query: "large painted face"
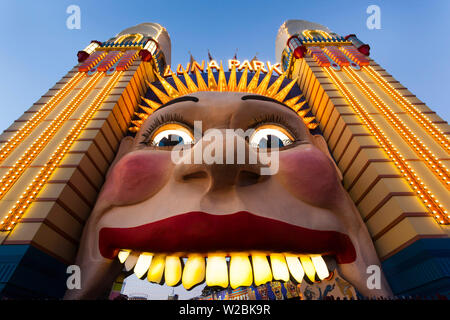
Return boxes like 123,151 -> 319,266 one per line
65,91 -> 391,299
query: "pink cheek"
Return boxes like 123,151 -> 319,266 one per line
278,146 -> 340,207
101,151 -> 172,206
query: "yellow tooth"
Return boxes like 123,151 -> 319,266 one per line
230,253 -> 253,289
117,249 -> 130,263
133,253 -> 153,279
182,254 -> 206,290
270,254 -> 289,281
165,256 -> 182,286
124,251 -> 140,272
147,254 -> 165,283
251,254 -> 272,286
206,254 -> 229,288
310,255 -> 329,280
300,255 -> 316,282
285,254 -> 305,283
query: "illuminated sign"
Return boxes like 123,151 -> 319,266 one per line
163,59 -> 282,77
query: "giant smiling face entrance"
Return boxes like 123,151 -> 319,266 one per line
0,20 -> 448,301
64,68 -> 392,299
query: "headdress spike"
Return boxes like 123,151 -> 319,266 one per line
255,69 -> 273,95
266,73 -> 286,97
183,71 -> 198,93
247,68 -> 261,93
195,68 -> 208,91
207,66 -> 217,91
154,73 -> 180,98
218,62 -> 227,92
228,65 -> 237,91
292,100 -> 307,112
172,73 -> 190,95
236,67 -> 248,92
273,77 -> 297,102
284,96 -> 301,108
141,96 -> 162,110
146,80 -> 172,104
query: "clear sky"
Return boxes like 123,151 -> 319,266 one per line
0,0 -> 449,133
0,0 -> 448,299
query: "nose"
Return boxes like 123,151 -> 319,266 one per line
173,129 -> 269,190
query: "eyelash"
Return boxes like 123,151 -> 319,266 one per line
140,113 -> 302,146
250,114 -> 301,139
140,113 -> 188,145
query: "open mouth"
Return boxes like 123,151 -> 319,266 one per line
99,211 -> 356,290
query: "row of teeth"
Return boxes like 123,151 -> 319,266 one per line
117,250 -> 332,290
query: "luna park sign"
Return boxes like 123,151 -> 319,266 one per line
163,59 -> 282,77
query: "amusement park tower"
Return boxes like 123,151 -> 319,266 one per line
0,20 -> 449,298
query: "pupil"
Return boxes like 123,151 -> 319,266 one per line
157,134 -> 183,147
259,135 -> 284,148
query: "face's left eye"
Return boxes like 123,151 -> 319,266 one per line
149,124 -> 194,147
250,125 -> 294,149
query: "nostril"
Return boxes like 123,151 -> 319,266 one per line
182,171 -> 208,181
237,170 -> 261,187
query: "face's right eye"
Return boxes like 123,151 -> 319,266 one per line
249,124 -> 295,149
148,124 -> 194,147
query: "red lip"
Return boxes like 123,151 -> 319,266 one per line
99,211 -> 356,264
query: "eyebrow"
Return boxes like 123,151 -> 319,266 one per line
241,95 -> 295,112
153,96 -> 199,111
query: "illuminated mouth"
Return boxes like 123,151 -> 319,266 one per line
99,211 -> 356,290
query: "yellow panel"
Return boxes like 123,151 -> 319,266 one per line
337,135 -> 380,173
357,178 -> 412,219
3,167 -> 42,202
0,231 -> 8,244
370,114 -> 419,160
374,217 -> 445,259
349,162 -> 401,201
31,121 -> 77,165
408,161 -> 450,211
366,196 -> 428,236
397,114 -> 448,159
343,148 -> 390,189
6,222 -> 41,241
33,223 -> 78,263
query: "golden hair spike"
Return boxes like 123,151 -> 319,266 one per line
218,63 -> 227,92
172,73 -> 190,96
136,113 -> 149,121
228,65 -> 237,91
145,81 -> 172,104
132,71 -> 319,134
138,105 -> 154,115
195,68 -> 208,91
255,69 -> 273,95
141,97 -> 162,110
131,120 -> 143,127
266,73 -> 286,97
236,67 -> 248,92
207,66 -> 217,91
284,96 -> 301,108
128,126 -> 139,133
307,122 -> 320,130
292,100 -> 307,112
183,71 -> 198,93
247,68 -> 261,93
155,73 -> 180,98
303,116 -> 315,124
273,77 -> 297,102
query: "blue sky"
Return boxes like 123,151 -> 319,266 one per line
0,0 -> 449,133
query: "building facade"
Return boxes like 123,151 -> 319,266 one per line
0,20 -> 448,299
